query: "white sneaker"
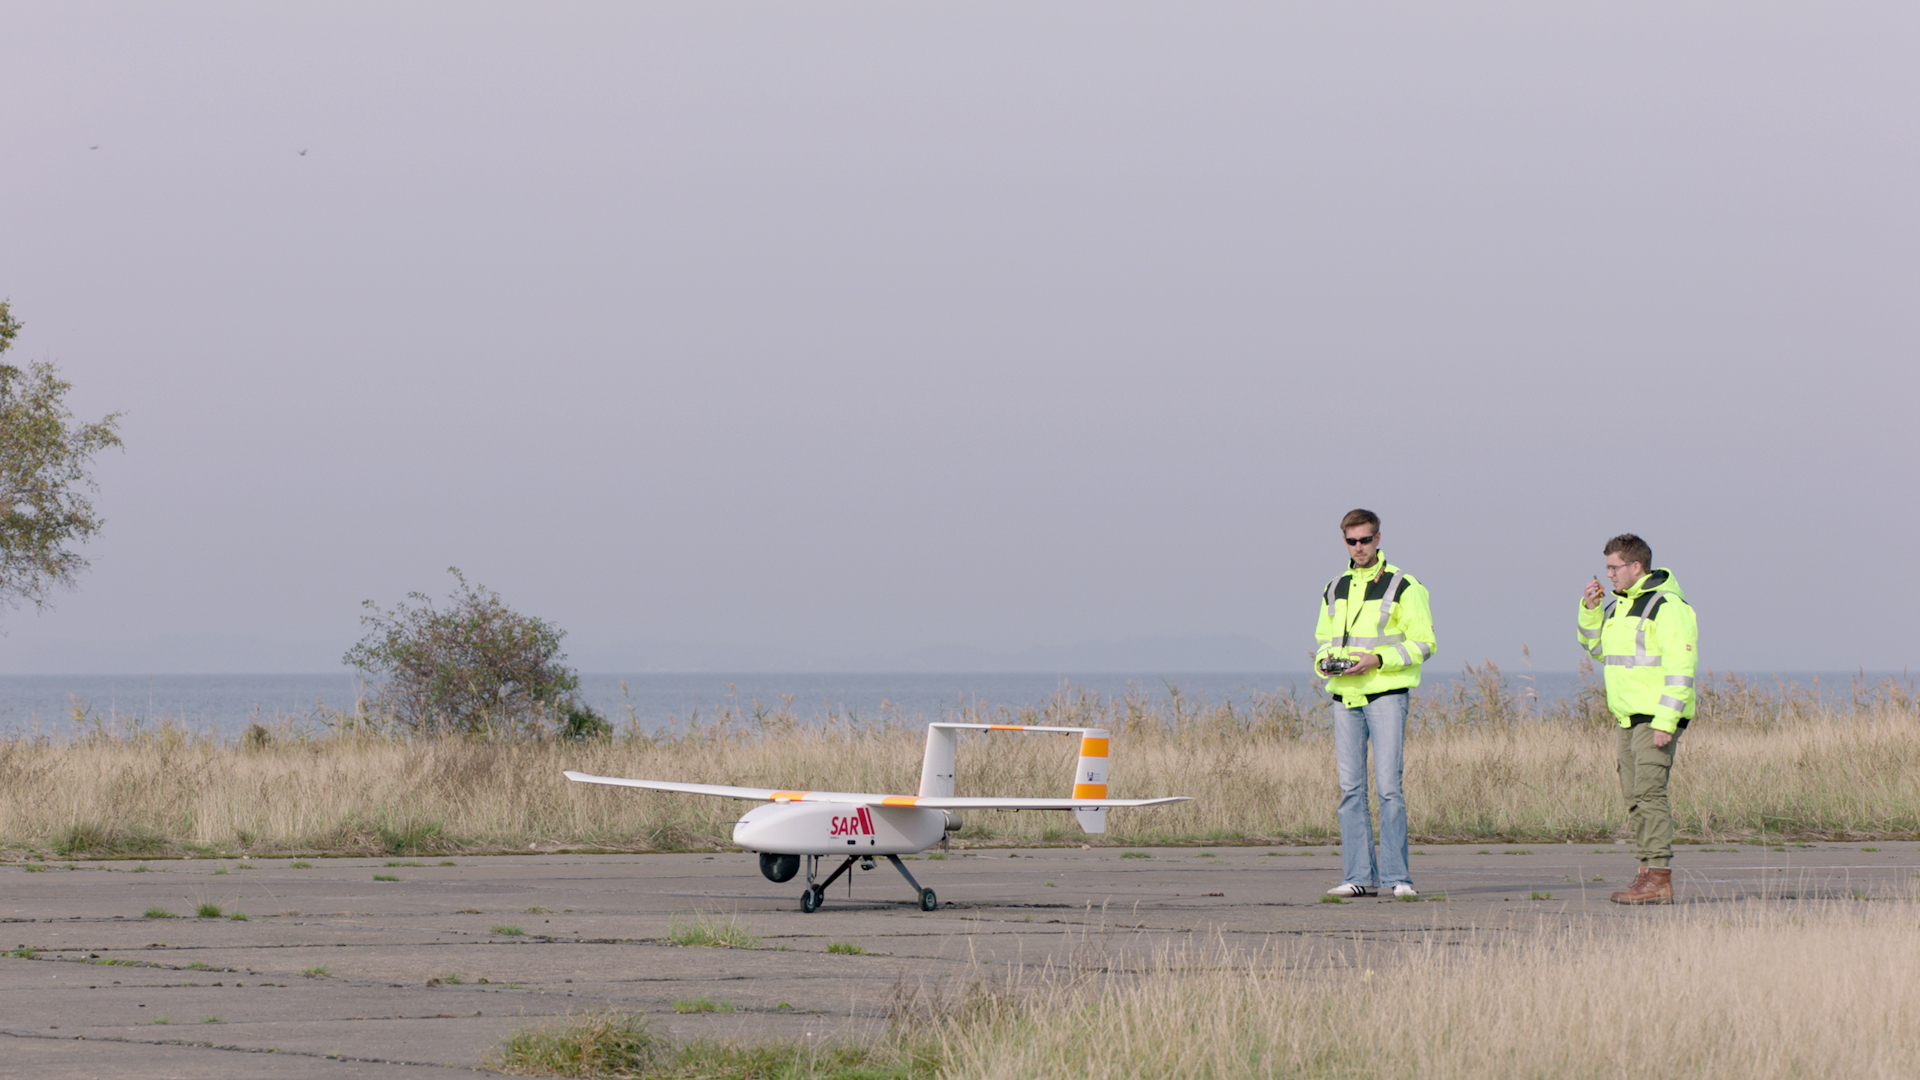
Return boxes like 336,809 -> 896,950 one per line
1392,884 -> 1419,898
1326,883 -> 1375,898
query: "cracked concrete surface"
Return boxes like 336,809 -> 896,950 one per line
5,841 -> 1915,1077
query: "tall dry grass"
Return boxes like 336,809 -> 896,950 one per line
2,667 -> 1915,856
927,899 -> 1920,1080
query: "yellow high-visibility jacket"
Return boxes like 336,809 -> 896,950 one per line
1576,568 -> 1698,733
1313,556 -> 1436,707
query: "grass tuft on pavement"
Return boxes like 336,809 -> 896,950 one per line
486,1009 -> 667,1077
668,910 -> 756,949
488,1009 -> 934,1079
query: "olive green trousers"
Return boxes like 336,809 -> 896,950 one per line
1616,723 -> 1682,867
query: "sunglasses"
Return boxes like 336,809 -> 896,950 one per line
1344,534 -> 1378,546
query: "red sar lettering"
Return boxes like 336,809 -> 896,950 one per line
829,808 -> 875,837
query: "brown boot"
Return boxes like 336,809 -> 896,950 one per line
1608,867 -> 1649,904
1611,868 -> 1674,905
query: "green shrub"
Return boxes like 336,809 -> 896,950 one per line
342,569 -> 587,737
561,700 -> 611,742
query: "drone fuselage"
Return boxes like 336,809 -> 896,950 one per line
734,801 -> 948,858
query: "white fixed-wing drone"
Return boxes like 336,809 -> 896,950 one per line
566,722 -> 1190,912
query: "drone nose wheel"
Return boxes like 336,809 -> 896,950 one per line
919,887 -> 938,911
800,886 -> 823,913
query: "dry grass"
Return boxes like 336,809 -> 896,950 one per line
479,898 -> 1920,1079
930,900 -> 1920,1080
1,667 -> 1915,856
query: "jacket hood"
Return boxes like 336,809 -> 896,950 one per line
1620,567 -> 1685,603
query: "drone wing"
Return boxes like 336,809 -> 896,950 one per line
563,771 -> 893,804
563,771 -> 1188,810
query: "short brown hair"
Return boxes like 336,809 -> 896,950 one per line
1603,533 -> 1652,569
1340,509 -> 1380,531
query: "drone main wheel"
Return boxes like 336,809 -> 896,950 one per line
919,887 -> 938,912
800,887 -> 822,914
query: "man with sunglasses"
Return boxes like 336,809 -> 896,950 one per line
1579,533 -> 1697,905
1314,508 -> 1435,899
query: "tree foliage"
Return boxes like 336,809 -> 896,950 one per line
344,568 -> 606,738
0,301 -> 125,614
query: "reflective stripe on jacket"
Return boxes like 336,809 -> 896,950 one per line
1575,567 -> 1698,733
1313,556 -> 1435,707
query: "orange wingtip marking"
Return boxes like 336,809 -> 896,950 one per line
988,724 -> 1026,730
769,791 -> 809,802
1072,784 -> 1108,799
1078,737 -> 1110,757
880,796 -> 920,806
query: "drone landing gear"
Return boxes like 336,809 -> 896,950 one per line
798,854 -> 939,913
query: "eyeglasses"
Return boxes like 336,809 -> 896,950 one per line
1345,534 -> 1378,546
1604,563 -> 1633,574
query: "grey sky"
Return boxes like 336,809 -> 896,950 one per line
3,3 -> 1914,675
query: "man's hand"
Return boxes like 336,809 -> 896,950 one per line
1653,729 -> 1673,748
1346,653 -> 1382,675
1583,577 -> 1605,609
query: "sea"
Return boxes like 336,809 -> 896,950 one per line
0,670 -> 1902,741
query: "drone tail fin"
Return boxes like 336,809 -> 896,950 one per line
918,724 -> 958,799
1071,728 -> 1111,834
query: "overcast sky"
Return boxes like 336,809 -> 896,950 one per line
2,3 -> 1914,675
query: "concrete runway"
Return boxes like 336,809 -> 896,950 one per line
5,841 -> 1916,1077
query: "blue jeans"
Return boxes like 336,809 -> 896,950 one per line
1333,691 -> 1411,890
